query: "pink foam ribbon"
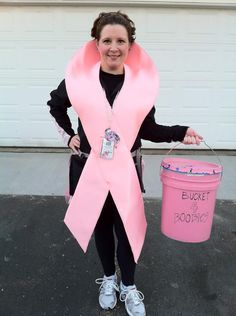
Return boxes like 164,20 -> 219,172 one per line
64,40 -> 159,262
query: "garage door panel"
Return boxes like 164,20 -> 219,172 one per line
157,86 -> 179,109
223,51 -> 236,72
218,88 -> 236,108
63,11 -> 95,33
17,10 -> 54,34
183,51 -> 217,72
24,13 -> 54,33
184,11 -> 218,36
217,124 -> 236,142
23,48 -> 56,70
147,11 -> 179,35
0,48 -> 17,70
0,10 -> 14,33
0,120 -> 21,139
27,108 -> 53,123
63,44 -> 85,62
216,111 -> 236,122
22,121 -> 58,140
182,87 -> 213,109
0,87 -> 20,105
223,12 -> 236,38
150,48 -> 177,73
26,86 -> 52,106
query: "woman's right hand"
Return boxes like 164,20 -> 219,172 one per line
69,135 -> 81,154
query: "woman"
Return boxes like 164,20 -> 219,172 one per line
48,11 -> 202,316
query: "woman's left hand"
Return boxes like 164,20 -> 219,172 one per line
182,127 -> 203,145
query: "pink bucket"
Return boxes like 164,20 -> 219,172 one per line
160,157 -> 222,242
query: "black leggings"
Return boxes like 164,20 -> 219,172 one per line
94,192 -> 136,286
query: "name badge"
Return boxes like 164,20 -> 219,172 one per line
100,138 -> 115,160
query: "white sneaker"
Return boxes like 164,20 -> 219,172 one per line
95,274 -> 119,310
120,281 -> 146,316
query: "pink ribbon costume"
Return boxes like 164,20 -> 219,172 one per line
64,40 -> 159,262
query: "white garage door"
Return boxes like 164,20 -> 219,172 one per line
0,5 -> 236,149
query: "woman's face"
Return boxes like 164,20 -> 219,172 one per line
96,24 -> 131,74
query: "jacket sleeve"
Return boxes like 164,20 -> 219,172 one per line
139,106 -> 188,143
47,79 -> 76,146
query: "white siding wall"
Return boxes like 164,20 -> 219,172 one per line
0,5 -> 235,149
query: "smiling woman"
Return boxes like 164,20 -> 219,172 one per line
91,12 -> 135,74
96,24 -> 131,74
47,10 -> 202,316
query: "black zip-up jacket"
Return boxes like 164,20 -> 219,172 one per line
47,70 -> 188,153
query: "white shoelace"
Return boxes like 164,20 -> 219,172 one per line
95,277 -> 119,295
120,288 -> 145,305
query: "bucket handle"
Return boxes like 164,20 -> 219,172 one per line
161,140 -> 223,179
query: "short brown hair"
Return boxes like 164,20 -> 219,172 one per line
91,11 -> 136,43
